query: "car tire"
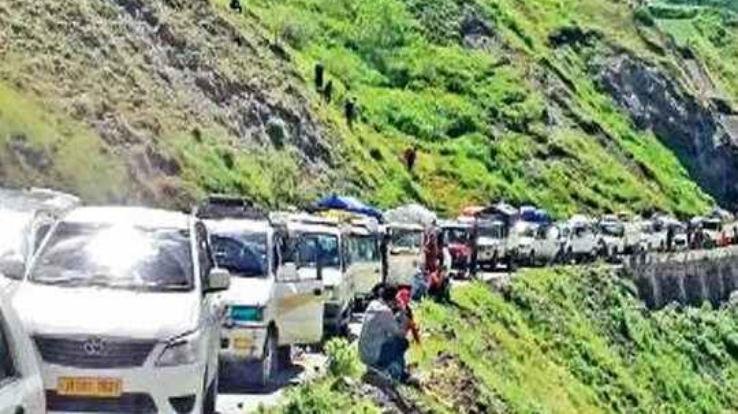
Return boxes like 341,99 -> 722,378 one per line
202,374 -> 216,414
277,345 -> 292,369
258,329 -> 278,388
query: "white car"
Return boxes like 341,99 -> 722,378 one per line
475,220 -> 515,269
529,224 -> 566,265
12,207 -> 230,413
286,215 -> 351,337
596,219 -> 626,260
511,222 -> 537,266
205,207 -> 324,387
638,220 -> 667,252
345,219 -> 382,306
385,223 -> 424,285
0,281 -> 44,414
564,217 -> 598,263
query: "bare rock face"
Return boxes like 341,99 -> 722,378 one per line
595,54 -> 738,207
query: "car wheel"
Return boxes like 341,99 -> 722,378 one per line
258,329 -> 278,388
277,345 -> 292,369
202,373 -> 216,414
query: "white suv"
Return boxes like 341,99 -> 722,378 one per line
12,207 -> 230,413
203,200 -> 324,388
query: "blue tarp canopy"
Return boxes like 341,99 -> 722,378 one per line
520,206 -> 552,224
314,194 -> 384,221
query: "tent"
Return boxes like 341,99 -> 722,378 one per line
314,194 -> 384,221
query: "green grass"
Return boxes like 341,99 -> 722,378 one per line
276,267 -> 738,412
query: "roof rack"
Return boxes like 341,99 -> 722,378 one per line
195,195 -> 268,220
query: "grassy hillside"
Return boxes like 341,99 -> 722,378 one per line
2,0 -> 736,216
276,267 -> 738,413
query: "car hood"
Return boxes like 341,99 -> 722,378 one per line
12,283 -> 200,340
220,276 -> 273,307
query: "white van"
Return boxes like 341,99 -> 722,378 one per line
385,223 -> 424,285
529,224 -> 566,265
475,219 -> 515,269
286,215 -> 351,337
203,201 -> 325,387
12,207 -> 230,413
345,219 -> 382,307
596,218 -> 626,260
564,217 -> 598,263
0,281 -> 44,414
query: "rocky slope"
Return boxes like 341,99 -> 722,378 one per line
0,0 -> 737,215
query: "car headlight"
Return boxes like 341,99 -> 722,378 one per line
156,330 -> 203,367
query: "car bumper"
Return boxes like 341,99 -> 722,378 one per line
42,361 -> 206,413
220,325 -> 268,361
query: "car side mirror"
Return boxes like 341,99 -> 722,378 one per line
205,267 -> 230,293
0,258 -> 25,281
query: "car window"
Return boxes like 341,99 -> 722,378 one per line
211,232 -> 268,278
390,229 -> 422,249
348,235 -> 379,263
296,233 -> 340,268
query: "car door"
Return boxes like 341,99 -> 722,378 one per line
274,233 -> 324,345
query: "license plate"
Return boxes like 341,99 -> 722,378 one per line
232,336 -> 253,350
57,377 -> 122,398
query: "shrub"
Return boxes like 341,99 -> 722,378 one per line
324,338 -> 360,377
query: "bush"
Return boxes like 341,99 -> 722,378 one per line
324,338 -> 360,377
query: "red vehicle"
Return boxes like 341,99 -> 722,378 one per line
440,220 -> 473,278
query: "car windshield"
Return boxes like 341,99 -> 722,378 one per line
478,224 -> 503,239
211,232 -> 267,277
703,221 -> 721,231
444,227 -> 469,244
391,229 -> 422,249
29,222 -> 194,292
348,235 -> 379,263
599,223 -> 624,237
297,233 -> 340,268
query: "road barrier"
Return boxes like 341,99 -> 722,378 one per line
624,246 -> 738,309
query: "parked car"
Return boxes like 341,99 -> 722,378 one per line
201,197 -> 325,387
475,219 -> 516,270
638,219 -> 668,252
511,222 -> 538,266
286,214 -> 350,337
666,220 -> 689,251
564,216 -> 598,263
596,217 -> 626,261
12,207 -> 230,413
440,220 -> 473,278
385,223 -> 424,285
701,217 -> 730,248
529,224 -> 566,266
0,281 -> 44,414
345,218 -> 383,308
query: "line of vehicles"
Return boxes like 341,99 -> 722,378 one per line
0,188 -> 737,413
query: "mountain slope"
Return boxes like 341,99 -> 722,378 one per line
0,0 -> 736,215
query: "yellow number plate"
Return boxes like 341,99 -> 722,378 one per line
232,336 -> 253,350
57,377 -> 122,398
